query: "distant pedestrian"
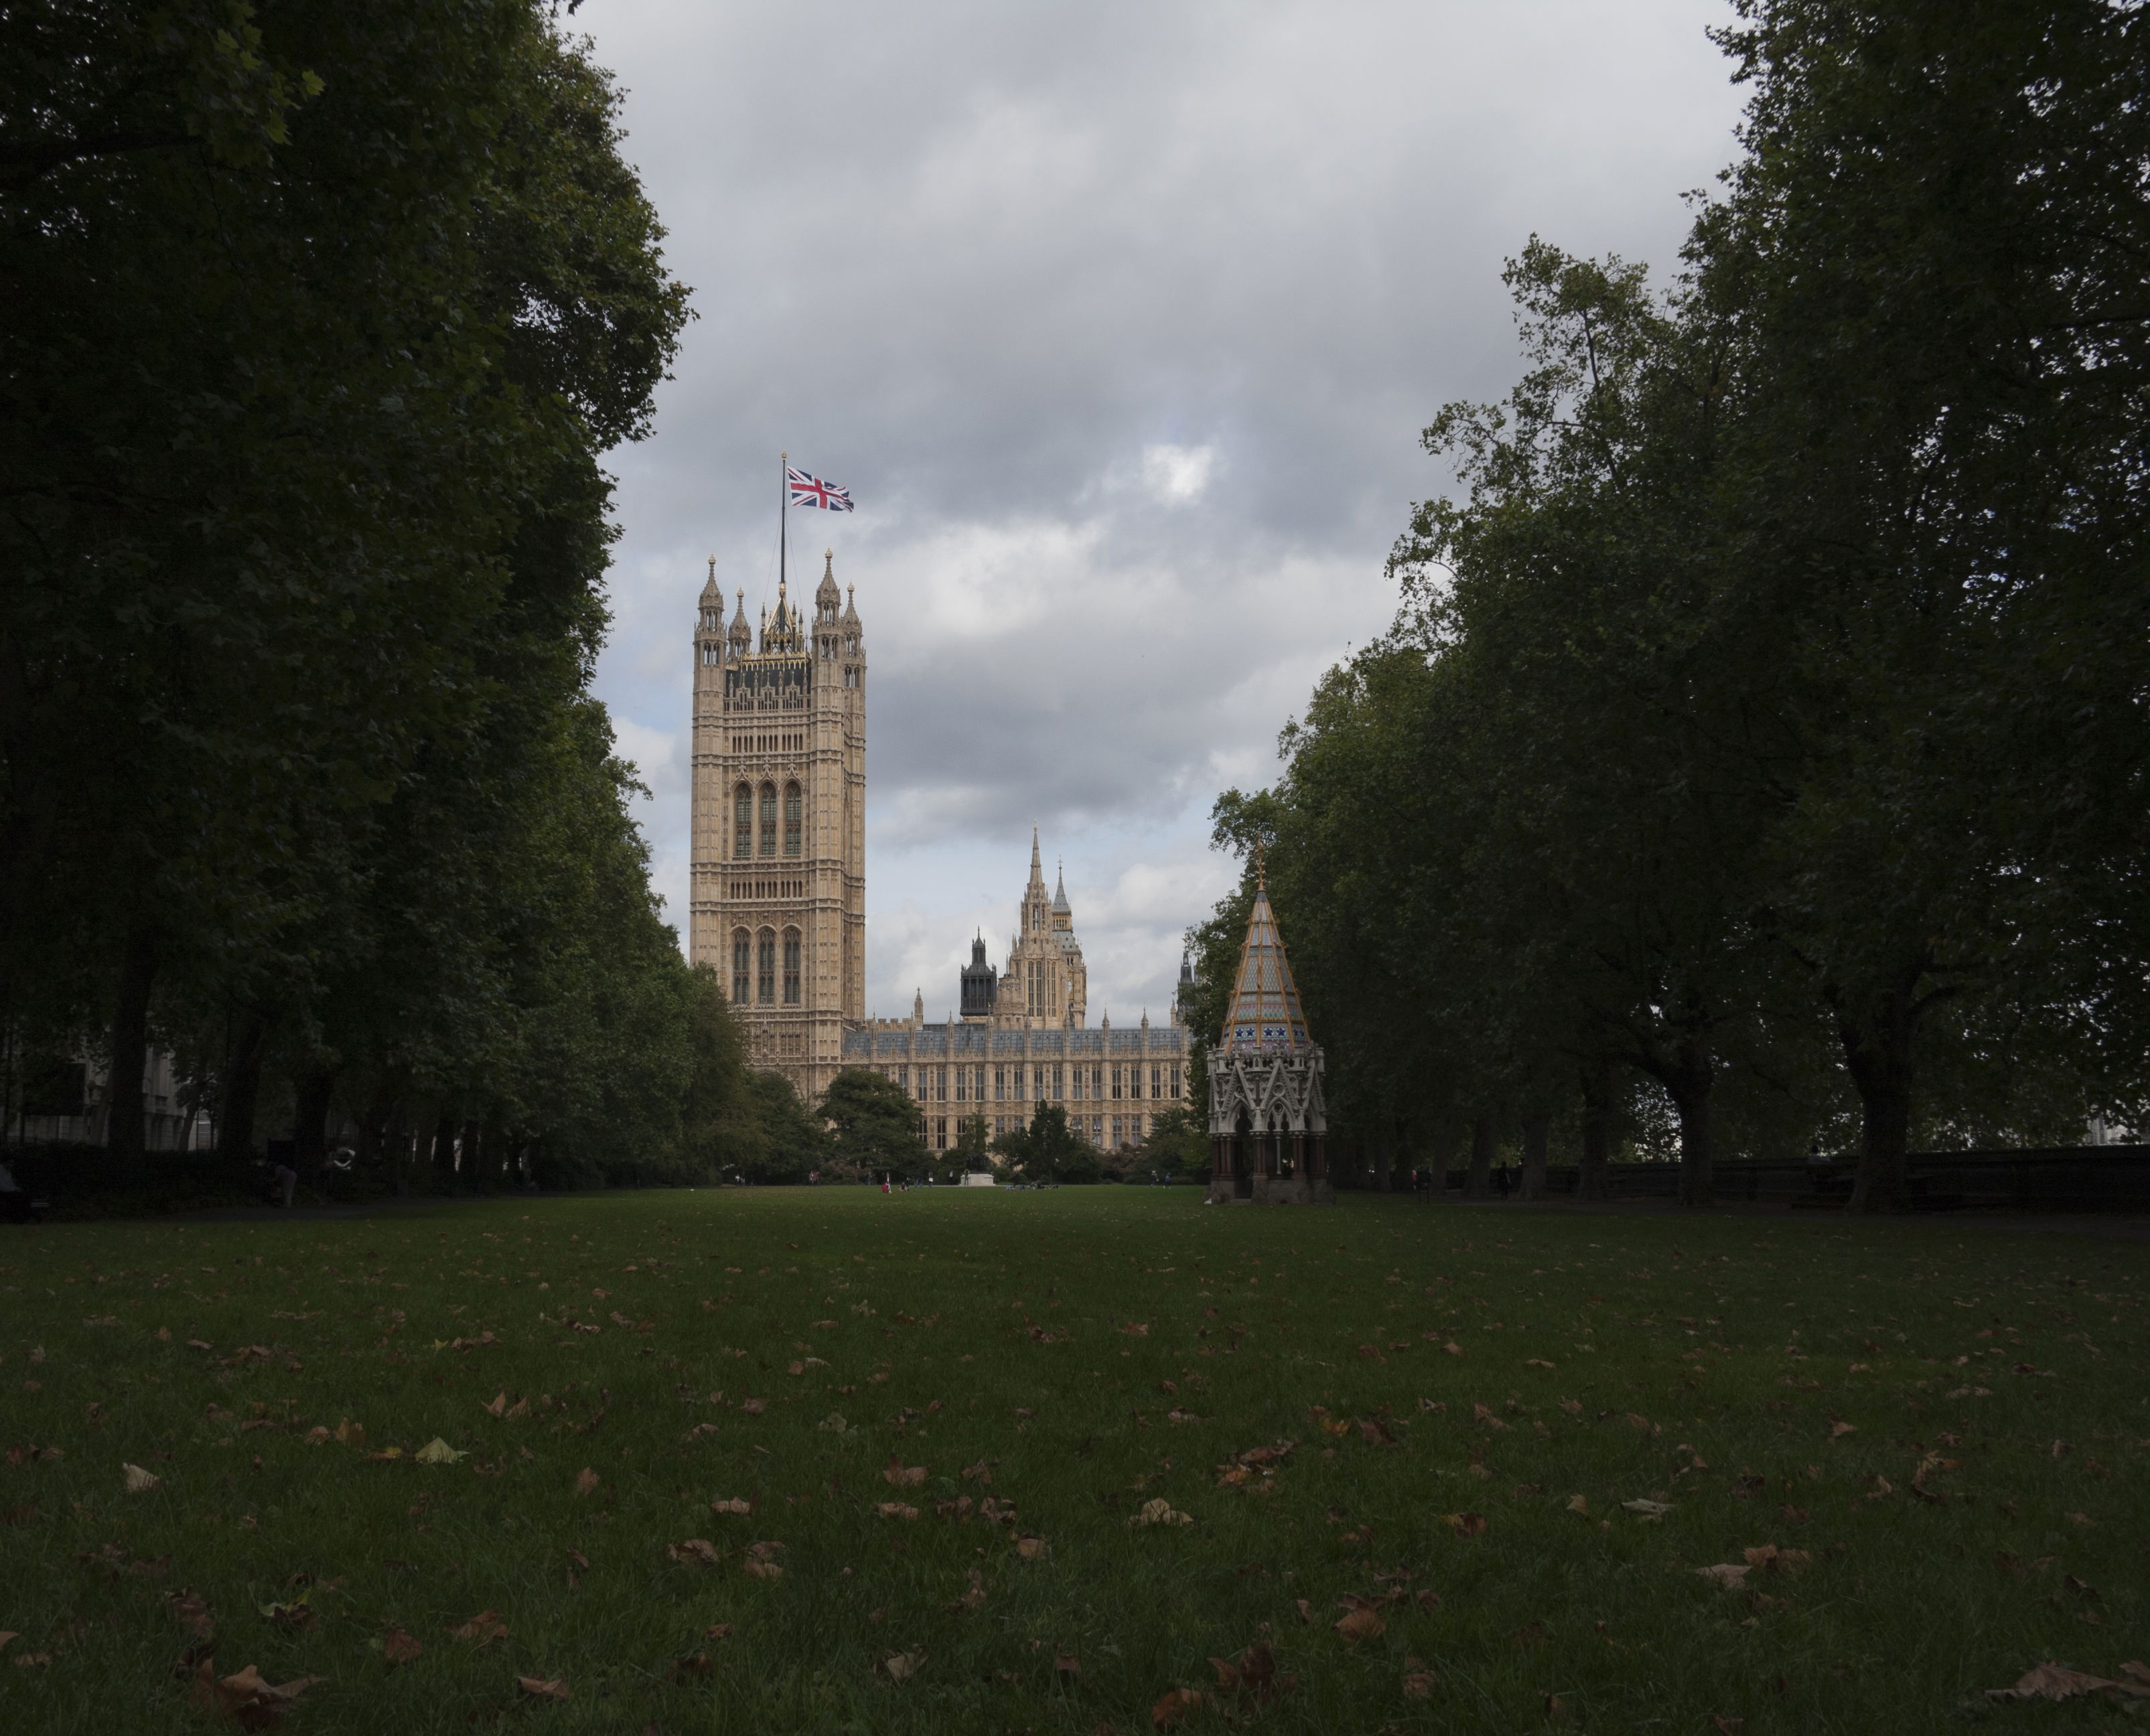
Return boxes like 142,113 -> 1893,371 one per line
274,1161 -> 298,1208
1495,1164 -> 1512,1201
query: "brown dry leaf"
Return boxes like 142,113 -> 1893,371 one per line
877,1502 -> 920,1521
380,1627 -> 422,1664
1985,1662 -> 2149,1703
449,1609 -> 509,1647
880,1650 -> 925,1684
1441,1512 -> 1488,1536
1565,1495 -> 1589,1516
188,1659 -> 324,1729
711,1497 -> 752,1515
0,1632 -> 15,1653
670,1653 -> 712,1682
1694,1565 -> 1751,1589
517,1676 -> 570,1702
123,1463 -> 161,1494
883,1454 -> 927,1488
1829,1421 -> 1856,1439
1014,1533 -> 1048,1561
1295,1598 -> 1313,1624
1131,1498 -> 1193,1528
1055,1652 -> 1081,1678
1122,1322 -> 1149,1337
668,1539 -> 721,1567
2123,1663 -> 2150,1686
705,1623 -> 734,1640
1152,1687 -> 1207,1728
1403,1668 -> 1437,1699
334,1420 -> 364,1445
484,1392 -> 506,1418
166,1591 -> 215,1640
1334,1598 -> 1386,1643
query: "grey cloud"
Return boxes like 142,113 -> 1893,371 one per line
579,0 -> 1746,1017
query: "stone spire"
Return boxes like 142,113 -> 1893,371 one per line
1218,860 -> 1311,1054
815,549 -> 841,620
727,587 -> 750,654
699,554 -> 721,603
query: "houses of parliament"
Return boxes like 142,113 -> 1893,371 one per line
687,555 -> 1189,1151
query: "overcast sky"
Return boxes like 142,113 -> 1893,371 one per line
577,0 -> 1747,1025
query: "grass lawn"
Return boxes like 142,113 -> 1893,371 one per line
0,1187 -> 2145,1734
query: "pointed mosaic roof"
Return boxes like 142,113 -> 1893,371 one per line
1220,870 -> 1311,1054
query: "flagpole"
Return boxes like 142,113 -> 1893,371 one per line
779,448 -> 788,593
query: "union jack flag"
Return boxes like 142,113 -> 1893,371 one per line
786,465 -> 855,512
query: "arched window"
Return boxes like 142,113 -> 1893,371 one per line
733,784 -> 751,859
731,930 -> 750,1003
782,928 -> 801,1005
756,928 -> 776,1005
758,783 -> 776,857
783,782 -> 802,856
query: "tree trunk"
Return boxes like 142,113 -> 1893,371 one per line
429,1108 -> 459,1183
1578,1064 -> 1613,1201
1373,1128 -> 1392,1195
1465,1116 -> 1495,1200
1662,1043 -> 1715,1208
293,1068 -> 334,1183
1837,980 -> 1920,1213
102,923 -> 159,1175
1520,1112 -> 1549,1201
386,1098 -> 412,1197
215,1011 -> 271,1162
1430,1119 -> 1458,1200
459,1118 -> 484,1187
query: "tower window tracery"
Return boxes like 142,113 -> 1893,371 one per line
783,782 -> 802,856
782,927 -> 801,1005
733,784 -> 752,859
756,927 -> 776,1005
758,783 -> 776,857
731,929 -> 750,1003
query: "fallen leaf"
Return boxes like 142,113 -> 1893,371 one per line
1334,1600 -> 1386,1643
449,1610 -> 509,1647
484,1393 -> 506,1417
516,1676 -> 569,1702
378,1628 -> 422,1664
1985,1664 -> 2142,1703
573,1467 -> 599,1497
668,1539 -> 721,1566
1014,1534 -> 1048,1560
883,1455 -> 927,1488
413,1438 -> 465,1465
1440,1512 -> 1488,1536
877,1502 -> 920,1520
1152,1687 -> 1207,1727
1295,1599 -> 1313,1624
711,1497 -> 752,1515
334,1420 -> 364,1445
1403,1668 -> 1437,1698
670,1652 -> 711,1682
1526,1358 -> 1556,1370
880,1650 -> 925,1684
1565,1495 -> 1589,1516
704,1623 -> 733,1640
1122,1323 -> 1149,1337
1055,1652 -> 1081,1678
123,1463 -> 160,1494
1829,1421 -> 1856,1439
1131,1498 -> 1193,1528
1622,1498 -> 1673,1518
1694,1565 -> 1751,1589
166,1591 -> 215,1640
188,1659 -> 324,1729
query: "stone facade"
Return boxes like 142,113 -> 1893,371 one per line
688,552 -> 866,1100
1207,873 -> 1332,1204
842,837 -> 1186,1150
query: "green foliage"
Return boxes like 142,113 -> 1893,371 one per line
1136,1104 -> 1208,1181
993,1102 -> 1096,1184
953,1112 -> 992,1172
1196,0 -> 2150,1211
822,1068 -> 928,1181
0,1 -> 764,1185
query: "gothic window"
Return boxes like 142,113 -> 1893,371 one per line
895,1066 -> 908,1094
783,782 -> 802,855
756,928 -> 776,1005
993,1066 -> 1004,1102
1052,1064 -> 1064,1100
731,930 -> 750,1003
954,1069 -> 967,1102
733,784 -> 752,859
782,928 -> 801,1005
1110,1066 -> 1122,1100
935,1067 -> 946,1102
1168,1067 -> 1180,1099
758,784 -> 776,857
934,1118 -> 948,1151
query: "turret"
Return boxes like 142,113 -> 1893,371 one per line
727,587 -> 751,658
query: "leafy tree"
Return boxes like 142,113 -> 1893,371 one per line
1135,1104 -> 1206,1181
952,1113 -> 992,1173
822,1069 -> 926,1181
994,1103 -> 1093,1184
